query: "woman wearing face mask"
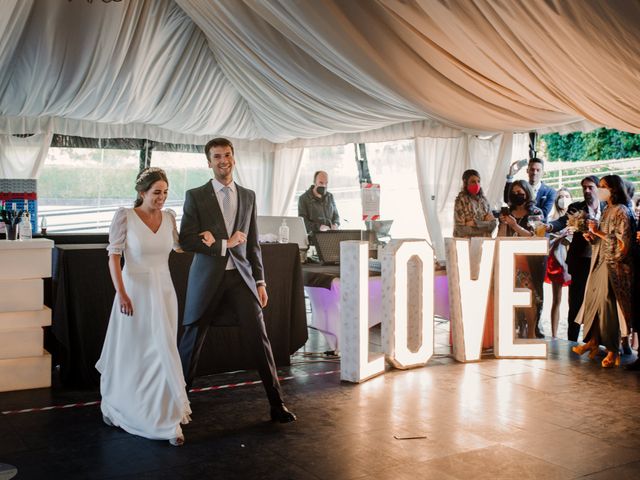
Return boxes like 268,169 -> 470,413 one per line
545,188 -> 573,338
498,180 -> 545,338
573,175 -> 633,368
453,169 -> 498,349
453,169 -> 497,238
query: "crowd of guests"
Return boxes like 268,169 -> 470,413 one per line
453,158 -> 640,370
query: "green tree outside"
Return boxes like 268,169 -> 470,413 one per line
541,128 -> 640,161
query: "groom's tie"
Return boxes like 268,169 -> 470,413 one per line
221,186 -> 233,236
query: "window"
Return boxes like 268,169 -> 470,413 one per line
150,150 -> 211,224
362,139 -> 428,240
39,147 -> 140,232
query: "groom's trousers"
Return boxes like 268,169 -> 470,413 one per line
178,269 -> 284,406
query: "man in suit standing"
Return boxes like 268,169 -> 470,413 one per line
547,176 -> 602,342
178,137 -> 296,423
504,157 -> 556,221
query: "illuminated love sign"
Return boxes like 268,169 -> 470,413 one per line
339,237 -> 548,383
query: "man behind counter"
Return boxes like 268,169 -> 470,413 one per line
298,170 -> 340,233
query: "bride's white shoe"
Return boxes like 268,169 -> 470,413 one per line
169,435 -> 185,447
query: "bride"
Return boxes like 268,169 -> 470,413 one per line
96,167 -> 191,446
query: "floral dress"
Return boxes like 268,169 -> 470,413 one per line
453,191 -> 497,238
577,204 -> 633,351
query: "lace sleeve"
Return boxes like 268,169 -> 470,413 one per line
107,208 -> 127,256
166,208 -> 181,251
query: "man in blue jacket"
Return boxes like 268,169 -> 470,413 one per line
503,157 -> 556,221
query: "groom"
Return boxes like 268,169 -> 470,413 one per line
178,137 -> 296,423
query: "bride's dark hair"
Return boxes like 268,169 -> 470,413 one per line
134,167 -> 169,207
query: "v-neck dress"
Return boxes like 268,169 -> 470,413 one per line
96,207 -> 191,440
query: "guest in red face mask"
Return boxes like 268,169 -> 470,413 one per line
453,169 -> 497,238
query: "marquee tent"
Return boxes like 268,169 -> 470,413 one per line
1,0 -> 639,257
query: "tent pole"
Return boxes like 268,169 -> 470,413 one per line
355,143 -> 371,184
139,139 -> 153,171
528,132 -> 538,159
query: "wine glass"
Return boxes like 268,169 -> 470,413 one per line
527,214 -> 544,236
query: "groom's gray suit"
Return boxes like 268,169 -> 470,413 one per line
178,180 -> 284,406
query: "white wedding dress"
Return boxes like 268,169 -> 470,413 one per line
96,207 -> 191,440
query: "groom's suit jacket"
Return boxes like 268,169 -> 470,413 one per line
179,181 -> 265,326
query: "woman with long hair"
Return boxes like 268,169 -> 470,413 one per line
498,180 -> 545,338
453,169 -> 497,348
453,169 -> 497,238
573,175 -> 633,368
545,188 -> 573,338
96,167 -> 191,445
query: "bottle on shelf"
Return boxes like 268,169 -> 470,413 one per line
20,211 -> 32,240
40,216 -> 48,235
278,219 -> 290,244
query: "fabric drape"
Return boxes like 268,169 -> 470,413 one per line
1,0 -> 639,144
0,130 -> 53,179
233,148 -> 274,215
415,133 -> 528,260
271,148 -> 304,216
232,146 -> 303,216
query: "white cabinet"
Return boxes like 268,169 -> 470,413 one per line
0,239 -> 53,392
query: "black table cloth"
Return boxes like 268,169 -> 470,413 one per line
49,243 -> 307,387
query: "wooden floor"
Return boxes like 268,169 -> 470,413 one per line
1,301 -> 640,479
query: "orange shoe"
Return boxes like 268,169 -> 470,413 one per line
601,352 -> 620,368
572,343 -> 597,358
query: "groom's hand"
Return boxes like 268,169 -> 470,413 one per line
199,231 -> 216,247
228,231 -> 247,248
257,285 -> 268,308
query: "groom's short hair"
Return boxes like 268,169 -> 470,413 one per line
205,138 -> 235,160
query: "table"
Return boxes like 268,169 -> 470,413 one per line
303,267 -> 382,351
302,265 -> 450,351
49,243 -> 307,387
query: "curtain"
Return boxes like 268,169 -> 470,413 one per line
1,0 -> 639,145
233,146 -> 303,216
415,133 -> 529,261
0,131 -> 53,179
233,149 -> 275,216
270,147 -> 304,216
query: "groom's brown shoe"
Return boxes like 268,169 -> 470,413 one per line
270,404 -> 297,423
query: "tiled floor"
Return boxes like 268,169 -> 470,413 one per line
1,297 -> 639,479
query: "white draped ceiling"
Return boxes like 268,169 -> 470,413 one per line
1,0 -> 639,147
0,0 -> 637,254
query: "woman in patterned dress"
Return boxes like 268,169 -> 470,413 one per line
573,175 -> 633,368
453,169 -> 497,238
453,169 -> 498,348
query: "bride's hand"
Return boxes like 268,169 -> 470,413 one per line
199,231 -> 216,247
118,291 -> 134,316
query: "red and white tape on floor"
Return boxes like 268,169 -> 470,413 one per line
1,369 -> 340,416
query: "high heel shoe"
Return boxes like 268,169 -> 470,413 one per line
601,353 -> 620,368
169,435 -> 185,447
572,343 -> 597,358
